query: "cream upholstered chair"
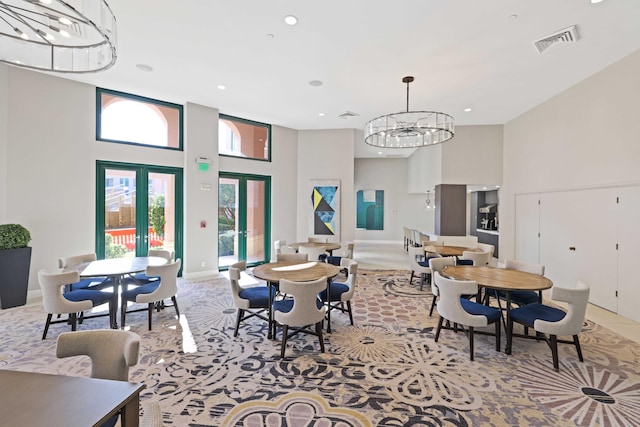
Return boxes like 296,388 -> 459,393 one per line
39,270 -> 114,339
274,239 -> 297,261
403,227 -> 413,250
508,281 -> 590,371
485,259 -> 546,309
408,245 -> 436,291
434,272 -> 502,360
476,243 -> 495,264
460,250 -> 492,266
273,277 -> 328,359
319,258 -> 358,325
228,261 -> 273,336
298,245 -> 327,261
56,329 -> 141,427
120,259 -> 181,330
124,249 -> 175,287
57,253 -> 111,291
277,253 -> 308,262
427,257 -> 456,317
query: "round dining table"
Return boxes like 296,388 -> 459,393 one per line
66,256 -> 168,328
288,242 -> 341,255
424,245 -> 481,257
252,261 -> 341,338
443,265 -> 553,354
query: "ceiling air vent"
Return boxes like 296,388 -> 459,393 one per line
534,25 -> 579,54
338,111 -> 359,119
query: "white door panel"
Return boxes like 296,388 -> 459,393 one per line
515,193 -> 540,264
618,186 -> 640,321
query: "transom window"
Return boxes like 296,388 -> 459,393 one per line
219,114 -> 271,161
97,88 -> 183,150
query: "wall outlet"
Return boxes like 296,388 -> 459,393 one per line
201,261 -> 206,268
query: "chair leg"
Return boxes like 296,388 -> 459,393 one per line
419,273 -> 425,291
316,322 -> 325,353
573,335 -> 584,362
172,296 -> 180,317
121,300 -> 127,329
507,317 -> 513,355
550,334 -> 559,372
70,313 -> 77,331
429,296 -> 437,317
42,314 -> 53,340
346,301 -> 354,325
469,326 -> 475,361
434,316 -> 444,342
148,303 -> 154,330
409,271 -> 415,285
280,324 -> 289,359
234,309 -> 243,337
495,320 -> 501,352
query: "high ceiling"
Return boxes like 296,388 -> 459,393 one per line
38,0 -> 640,158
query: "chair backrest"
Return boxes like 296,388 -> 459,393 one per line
228,261 -> 247,308
136,259 -> 182,302
38,269 -> 93,314
274,240 -> 287,254
57,253 -> 96,269
535,281 -> 590,336
308,237 -> 328,243
336,258 -> 358,301
277,253 -> 308,262
476,243 -> 495,260
423,240 -> 444,256
341,242 -> 355,258
275,277 -> 327,327
505,259 -> 545,276
418,232 -> 431,246
428,257 -> 455,276
408,245 -> 429,271
148,249 -> 174,262
434,272 -> 488,328
56,330 -> 140,381
461,250 -> 491,266
298,245 -> 327,261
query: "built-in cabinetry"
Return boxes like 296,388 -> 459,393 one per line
470,190 -> 499,258
515,185 -> 640,322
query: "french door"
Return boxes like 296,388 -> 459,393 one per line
218,173 -> 270,269
96,161 -> 183,262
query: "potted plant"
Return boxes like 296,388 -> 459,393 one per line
0,224 -> 32,309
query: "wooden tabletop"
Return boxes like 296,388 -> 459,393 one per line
288,242 -> 341,252
444,266 -> 553,291
0,369 -> 144,427
424,245 -> 481,257
253,261 -> 341,282
77,256 -> 167,278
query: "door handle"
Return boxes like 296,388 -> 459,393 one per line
569,246 -> 576,251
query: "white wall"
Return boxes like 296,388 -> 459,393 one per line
441,125 -> 503,185
501,48 -> 640,261
0,65 -> 7,221
407,144 -> 442,194
297,129 -> 355,243
355,158 -> 434,241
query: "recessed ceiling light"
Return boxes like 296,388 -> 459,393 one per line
217,85 -> 226,90
136,64 -> 153,72
318,113 -> 325,117
464,108 -> 472,112
284,15 -> 298,25
496,185 -> 500,188
591,0 -> 604,3
266,33 -> 274,39
482,187 -> 488,190
309,80 -> 323,87
378,152 -> 383,155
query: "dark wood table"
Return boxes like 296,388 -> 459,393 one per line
288,242 -> 341,255
252,261 -> 341,337
0,369 -> 144,426
67,256 -> 167,328
443,265 -> 553,354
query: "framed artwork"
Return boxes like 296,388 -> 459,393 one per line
309,180 -> 340,239
356,190 -> 384,230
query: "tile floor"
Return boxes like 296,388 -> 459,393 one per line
353,240 -> 640,344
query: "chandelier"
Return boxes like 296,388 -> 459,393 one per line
364,76 -> 454,148
0,0 -> 117,73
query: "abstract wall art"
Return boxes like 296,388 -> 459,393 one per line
356,189 -> 384,230
309,180 -> 340,239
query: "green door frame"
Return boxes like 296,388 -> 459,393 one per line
96,161 -> 184,266
219,172 -> 271,270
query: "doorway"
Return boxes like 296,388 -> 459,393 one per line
218,173 -> 270,269
96,161 -> 183,262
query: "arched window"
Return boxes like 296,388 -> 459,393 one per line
218,114 -> 271,161
219,119 -> 242,156
97,88 -> 183,150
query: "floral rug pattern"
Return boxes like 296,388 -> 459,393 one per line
1,269 -> 640,426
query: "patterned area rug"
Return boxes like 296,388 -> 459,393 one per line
1,270 -> 640,426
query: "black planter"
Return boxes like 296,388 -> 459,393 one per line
0,246 -> 32,309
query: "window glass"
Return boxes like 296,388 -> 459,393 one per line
97,88 -> 183,150
219,114 -> 271,161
